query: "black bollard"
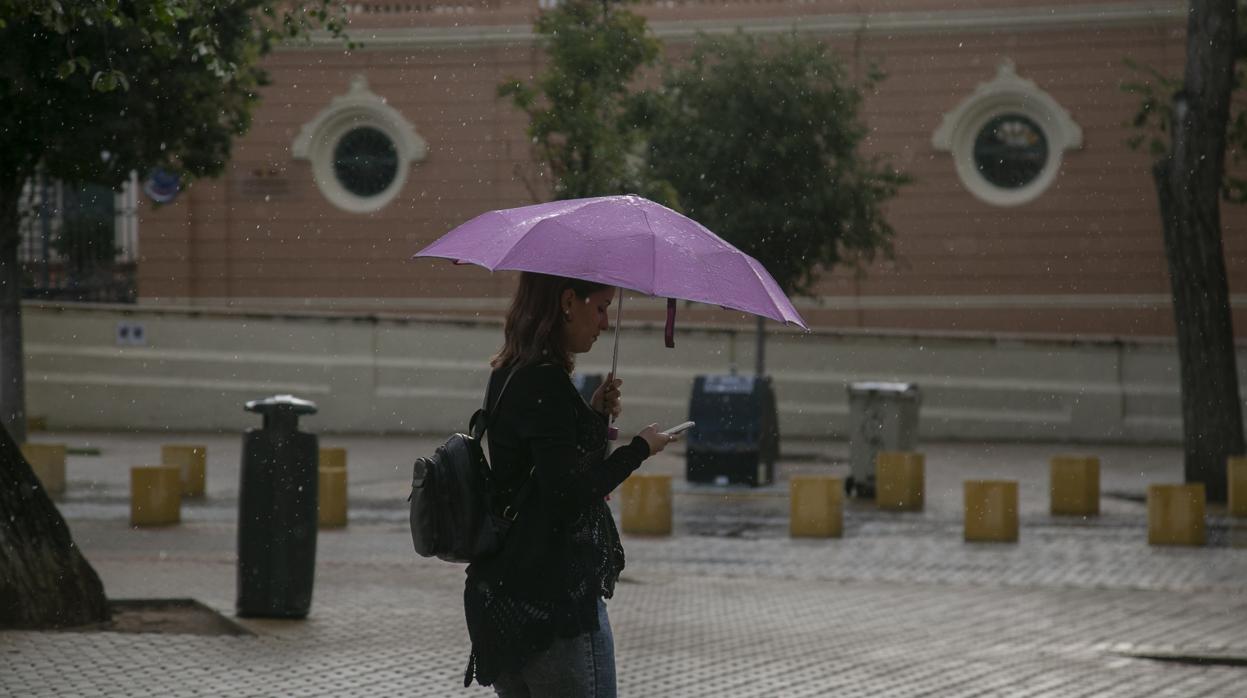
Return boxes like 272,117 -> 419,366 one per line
237,394 -> 319,619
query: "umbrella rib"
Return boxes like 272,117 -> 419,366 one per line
748,254 -> 803,326
641,207 -> 658,295
744,257 -> 785,322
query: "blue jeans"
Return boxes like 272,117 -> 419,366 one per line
492,598 -> 616,698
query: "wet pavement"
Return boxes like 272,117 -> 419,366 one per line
4,431 -> 1247,696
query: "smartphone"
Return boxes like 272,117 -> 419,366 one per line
661,421 -> 695,436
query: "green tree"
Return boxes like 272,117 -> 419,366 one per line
1124,0 -> 1246,502
498,0 -> 671,202
644,32 -> 908,374
0,0 -> 347,628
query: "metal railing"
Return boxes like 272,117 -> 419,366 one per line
19,172 -> 138,304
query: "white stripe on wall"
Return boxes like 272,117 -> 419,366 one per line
137,293 -> 1226,313
293,2 -> 1185,49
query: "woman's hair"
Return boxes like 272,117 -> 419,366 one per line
491,272 -> 610,372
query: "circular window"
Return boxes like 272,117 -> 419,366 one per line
292,76 -> 427,214
333,127 -> 399,198
931,61 -> 1082,207
972,114 -> 1048,190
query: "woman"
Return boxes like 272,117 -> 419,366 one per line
463,271 -> 674,696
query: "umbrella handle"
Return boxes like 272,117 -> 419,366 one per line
665,298 -> 676,348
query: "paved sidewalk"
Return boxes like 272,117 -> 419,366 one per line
4,431 -> 1247,696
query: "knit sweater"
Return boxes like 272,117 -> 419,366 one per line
462,362 -> 650,687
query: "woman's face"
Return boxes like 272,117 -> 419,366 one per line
561,287 -> 615,355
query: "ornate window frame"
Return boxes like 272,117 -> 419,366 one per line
932,60 -> 1082,207
293,75 -> 427,213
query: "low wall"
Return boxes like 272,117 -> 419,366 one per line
24,302 -> 1244,443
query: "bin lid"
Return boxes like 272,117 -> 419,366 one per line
847,381 -> 918,395
244,394 -> 319,416
702,374 -> 756,394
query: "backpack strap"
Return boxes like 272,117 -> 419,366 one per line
471,364 -> 554,522
486,366 -> 519,414
469,367 -> 518,440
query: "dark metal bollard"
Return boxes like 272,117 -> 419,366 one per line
237,394 -> 319,619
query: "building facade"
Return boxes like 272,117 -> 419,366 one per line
132,0 -> 1246,337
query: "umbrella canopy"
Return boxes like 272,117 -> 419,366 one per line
414,195 -> 807,329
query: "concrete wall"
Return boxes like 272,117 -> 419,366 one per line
26,301 -> 1247,444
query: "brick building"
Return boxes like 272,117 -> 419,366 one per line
130,0 -> 1244,337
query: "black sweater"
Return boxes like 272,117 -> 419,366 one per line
462,362 -> 650,687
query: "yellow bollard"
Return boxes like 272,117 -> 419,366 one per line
20,443 -> 67,495
876,452 -> 924,511
789,475 -> 843,538
130,465 -> 182,527
1050,455 -> 1100,516
161,444 -> 207,498
620,474 -> 672,535
318,467 -> 348,528
964,480 -> 1019,543
1229,457 -> 1247,518
319,447 -> 348,471
1147,483 -> 1205,546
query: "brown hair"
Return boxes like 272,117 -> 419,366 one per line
491,272 -> 610,373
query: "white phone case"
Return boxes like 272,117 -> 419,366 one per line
661,421 -> 695,436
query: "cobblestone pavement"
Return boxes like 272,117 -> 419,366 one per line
4,432 -> 1247,696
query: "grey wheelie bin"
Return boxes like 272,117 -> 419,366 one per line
846,382 -> 920,498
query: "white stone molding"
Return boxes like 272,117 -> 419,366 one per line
293,75 -> 427,213
294,2 -> 1186,48
932,60 -> 1083,207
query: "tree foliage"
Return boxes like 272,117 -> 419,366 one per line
0,0 -> 350,194
0,0 -> 348,628
502,17 -> 908,375
643,32 -> 909,298
498,0 -> 671,202
0,0 -> 349,442
1123,0 -> 1247,202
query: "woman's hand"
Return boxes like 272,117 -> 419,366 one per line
638,423 -> 675,456
590,373 -> 623,420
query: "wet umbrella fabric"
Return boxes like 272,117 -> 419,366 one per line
413,195 -> 807,331
415,195 -> 807,440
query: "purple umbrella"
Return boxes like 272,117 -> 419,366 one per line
414,195 -> 807,380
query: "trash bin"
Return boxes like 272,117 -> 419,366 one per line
845,382 -> 920,498
237,394 -> 319,619
686,374 -> 779,486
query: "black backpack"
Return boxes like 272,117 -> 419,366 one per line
408,369 -> 532,563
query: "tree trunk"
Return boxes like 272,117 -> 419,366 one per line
0,182 -> 26,445
0,177 -> 107,627
1153,0 -> 1243,503
0,423 -> 110,627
